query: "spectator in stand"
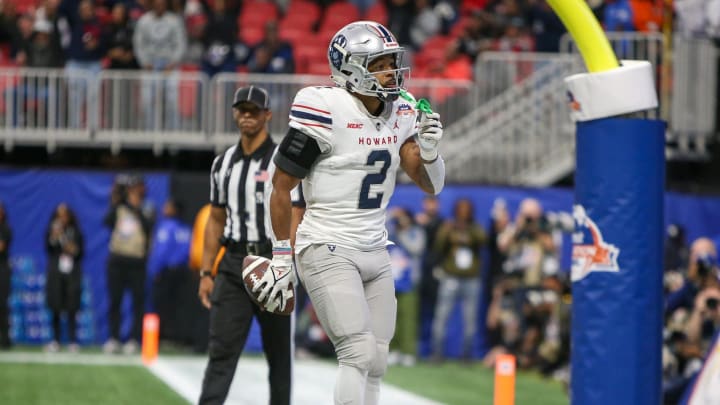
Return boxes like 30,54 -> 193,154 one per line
247,21 -> 293,74
133,0 -> 187,130
21,19 -> 65,67
201,0 -> 245,77
410,0 -> 441,51
183,0 -> 206,65
34,0 -> 67,63
493,16 -> 534,52
8,12 -> 35,65
386,0 -> 416,48
44,203 -> 84,353
0,202 -> 11,350
603,0 -> 635,31
587,0 -> 605,22
526,0 -> 566,52
105,3 -> 139,70
448,9 -> 497,63
431,198 -> 487,362
64,0 -> 106,129
0,2 -> 18,55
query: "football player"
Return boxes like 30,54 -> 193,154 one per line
258,21 -> 445,405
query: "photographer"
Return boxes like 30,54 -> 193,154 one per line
666,238 -> 720,316
102,174 -> 154,354
498,198 -> 557,289
684,244 -> 720,349
661,238 -> 720,404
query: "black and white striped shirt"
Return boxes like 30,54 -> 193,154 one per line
210,137 -> 276,243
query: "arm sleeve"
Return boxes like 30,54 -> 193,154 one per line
209,154 -> 225,207
288,87 -> 334,153
274,127 -> 322,179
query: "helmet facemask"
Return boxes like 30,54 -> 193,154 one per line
354,51 -> 410,102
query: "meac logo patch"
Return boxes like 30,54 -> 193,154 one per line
571,204 -> 620,282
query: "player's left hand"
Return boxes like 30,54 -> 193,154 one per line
417,112 -> 443,161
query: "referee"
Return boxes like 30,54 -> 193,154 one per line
197,86 -> 292,405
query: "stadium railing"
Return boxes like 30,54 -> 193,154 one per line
0,69 -> 472,154
443,52 -> 583,186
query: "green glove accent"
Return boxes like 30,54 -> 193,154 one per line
399,90 -> 434,114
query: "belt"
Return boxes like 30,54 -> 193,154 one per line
222,239 -> 272,256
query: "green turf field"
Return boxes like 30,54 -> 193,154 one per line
385,362 -> 569,405
0,363 -> 187,405
0,353 -> 569,405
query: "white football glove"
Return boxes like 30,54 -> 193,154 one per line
417,112 -> 443,161
254,241 -> 296,313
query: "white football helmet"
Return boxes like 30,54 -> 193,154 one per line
328,21 -> 409,101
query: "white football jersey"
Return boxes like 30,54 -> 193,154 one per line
289,86 -> 418,252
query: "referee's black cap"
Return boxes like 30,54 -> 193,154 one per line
232,86 -> 270,109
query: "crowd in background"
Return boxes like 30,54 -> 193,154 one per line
0,172 -> 719,401
661,229 -> 720,404
0,0 -> 718,81
293,193 -> 576,386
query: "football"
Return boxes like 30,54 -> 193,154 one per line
241,255 -> 295,316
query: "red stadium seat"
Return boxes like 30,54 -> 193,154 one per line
294,44 -> 327,74
422,35 -> 455,53
283,0 -> 321,28
318,2 -> 360,33
279,26 -> 311,44
240,25 -> 266,46
363,2 -> 387,26
307,61 -> 329,76
239,1 -> 279,30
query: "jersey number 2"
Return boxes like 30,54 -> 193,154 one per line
358,150 -> 391,209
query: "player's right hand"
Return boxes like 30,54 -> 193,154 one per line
198,276 -> 214,309
417,112 -> 443,161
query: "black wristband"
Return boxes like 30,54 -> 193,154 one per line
200,269 -> 213,278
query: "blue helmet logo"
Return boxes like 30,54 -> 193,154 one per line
329,34 -> 347,70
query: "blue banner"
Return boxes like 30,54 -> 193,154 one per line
0,168 -> 169,344
2,167 -> 720,360
571,118 -> 666,405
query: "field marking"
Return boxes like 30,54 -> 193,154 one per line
0,351 -> 446,405
148,355 -> 447,405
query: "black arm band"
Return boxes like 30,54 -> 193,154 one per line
274,127 -> 322,179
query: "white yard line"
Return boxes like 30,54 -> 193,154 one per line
148,356 -> 446,405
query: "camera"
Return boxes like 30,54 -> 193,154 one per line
696,253 -> 717,279
707,298 -> 719,311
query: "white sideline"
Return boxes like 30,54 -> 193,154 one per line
148,356 -> 446,405
0,351 -> 445,405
